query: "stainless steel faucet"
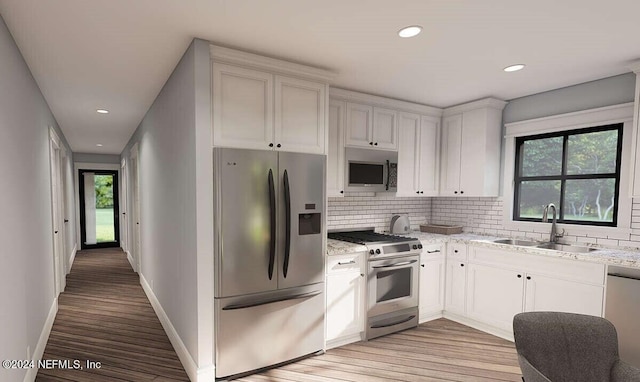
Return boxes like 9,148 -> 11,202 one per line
542,203 -> 564,243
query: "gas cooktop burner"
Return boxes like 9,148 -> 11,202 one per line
328,230 -> 415,245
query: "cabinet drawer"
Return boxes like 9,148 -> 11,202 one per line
327,253 -> 363,274
469,246 -> 605,285
421,243 -> 444,260
447,243 -> 468,262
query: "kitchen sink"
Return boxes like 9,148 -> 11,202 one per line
535,243 -> 597,253
492,238 -> 541,246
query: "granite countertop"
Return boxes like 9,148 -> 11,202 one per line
327,230 -> 640,269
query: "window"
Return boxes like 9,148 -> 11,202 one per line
514,124 -> 623,226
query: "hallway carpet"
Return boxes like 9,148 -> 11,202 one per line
36,248 -> 189,381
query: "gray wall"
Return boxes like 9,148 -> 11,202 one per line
74,152 -> 121,164
503,73 -> 636,124
120,38 -> 213,377
0,14 -> 75,382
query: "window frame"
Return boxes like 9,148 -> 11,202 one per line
513,123 -> 623,227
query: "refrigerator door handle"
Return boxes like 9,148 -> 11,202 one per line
283,169 -> 291,278
221,290 -> 321,310
268,169 -> 276,280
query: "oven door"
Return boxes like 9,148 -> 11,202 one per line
367,255 -> 419,317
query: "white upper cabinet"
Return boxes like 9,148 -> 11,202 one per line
440,98 -> 506,197
327,100 -> 346,197
211,45 -> 334,154
212,63 -> 274,150
345,103 -> 398,151
274,76 -> 326,154
345,103 -> 373,148
397,113 -> 440,196
372,107 -> 398,150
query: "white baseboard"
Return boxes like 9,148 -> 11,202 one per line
419,311 -> 444,324
24,298 -> 58,382
67,244 -> 77,274
140,274 -> 207,381
126,251 -> 135,272
325,332 -> 364,350
443,312 -> 514,342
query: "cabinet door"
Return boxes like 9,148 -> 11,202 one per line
440,114 -> 463,196
466,263 -> 524,332
212,63 -> 273,150
418,117 -> 440,196
327,100 -> 346,197
274,76 -> 326,154
345,103 -> 373,148
372,107 -> 398,150
396,112 -> 420,196
326,270 -> 365,341
524,273 -> 604,317
459,108 -> 487,196
445,260 -> 467,315
419,253 -> 445,321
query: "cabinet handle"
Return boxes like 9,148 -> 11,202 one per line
421,264 -> 425,267
360,273 -> 365,277
517,274 -> 522,278
269,143 -> 274,147
369,142 -> 373,145
460,263 -> 465,267
338,260 -> 356,265
427,250 -> 440,253
454,250 -> 458,253
340,190 -> 344,194
526,276 -> 531,280
420,191 -> 424,194
454,191 -> 458,194
374,142 -> 378,146
460,191 -> 464,194
277,143 -> 281,148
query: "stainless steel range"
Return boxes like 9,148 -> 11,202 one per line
328,228 -> 422,339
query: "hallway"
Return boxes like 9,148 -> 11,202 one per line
36,248 -> 189,382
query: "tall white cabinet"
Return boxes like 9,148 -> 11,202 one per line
440,98 -> 506,197
397,113 -> 440,196
211,45 -> 333,154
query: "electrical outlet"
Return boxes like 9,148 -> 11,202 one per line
26,346 -> 31,360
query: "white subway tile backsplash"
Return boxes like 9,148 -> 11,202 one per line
328,196 -> 431,232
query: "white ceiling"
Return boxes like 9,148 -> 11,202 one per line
1,0 -> 639,155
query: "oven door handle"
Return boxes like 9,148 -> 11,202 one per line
371,259 -> 417,269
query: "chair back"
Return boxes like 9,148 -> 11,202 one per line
513,312 -> 619,382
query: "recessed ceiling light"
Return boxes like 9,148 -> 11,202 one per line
96,144 -> 103,147
504,64 -> 525,72
96,109 -> 109,114
398,25 -> 422,38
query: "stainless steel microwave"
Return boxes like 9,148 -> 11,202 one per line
345,147 -> 397,192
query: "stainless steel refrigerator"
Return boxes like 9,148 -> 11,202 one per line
213,148 -> 325,380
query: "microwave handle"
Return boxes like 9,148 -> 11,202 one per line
385,160 -> 390,191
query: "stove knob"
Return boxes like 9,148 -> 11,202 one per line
375,249 -> 381,254
369,249 -> 375,255
412,244 -> 418,249
418,244 -> 423,249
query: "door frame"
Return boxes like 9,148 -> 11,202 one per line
74,163 -> 120,250
79,169 -> 120,249
49,128 -> 66,296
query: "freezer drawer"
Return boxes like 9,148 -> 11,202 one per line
214,284 -> 325,379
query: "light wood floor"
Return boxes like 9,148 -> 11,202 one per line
37,248 -> 522,381
36,247 -> 190,382
236,319 -> 522,382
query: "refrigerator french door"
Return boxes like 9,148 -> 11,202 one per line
213,148 -> 325,379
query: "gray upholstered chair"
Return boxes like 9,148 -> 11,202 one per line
513,312 -> 640,382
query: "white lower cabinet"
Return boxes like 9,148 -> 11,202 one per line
419,243 -> 445,321
466,263 -> 525,332
460,245 -> 606,337
524,273 -> 604,317
325,252 -> 366,348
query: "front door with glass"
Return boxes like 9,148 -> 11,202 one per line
79,170 -> 120,249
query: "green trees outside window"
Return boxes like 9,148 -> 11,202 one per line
514,124 -> 622,226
